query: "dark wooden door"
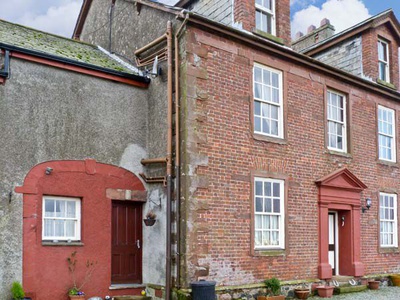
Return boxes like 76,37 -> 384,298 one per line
112,201 -> 142,284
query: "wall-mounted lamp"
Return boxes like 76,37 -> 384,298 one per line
45,167 -> 53,175
362,198 -> 372,213
8,191 -> 12,204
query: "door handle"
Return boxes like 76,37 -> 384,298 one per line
136,240 -> 141,249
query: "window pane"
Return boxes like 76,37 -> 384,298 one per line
263,69 -> 270,85
255,215 -> 262,229
45,200 -> 55,217
44,219 -> 54,237
255,231 -> 262,246
55,200 -> 65,218
271,120 -> 278,136
55,220 -> 65,237
273,198 -> 280,213
255,181 -> 262,195
255,116 -> 261,132
271,216 -> 279,229
254,83 -> 262,99
66,201 -> 76,218
255,197 -> 263,212
264,181 -> 271,196
265,198 -> 272,212
263,86 -> 271,101
271,72 -> 279,88
263,215 -> 270,229
66,220 -> 75,237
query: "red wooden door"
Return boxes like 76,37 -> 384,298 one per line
112,201 -> 142,284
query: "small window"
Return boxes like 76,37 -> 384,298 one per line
253,64 -> 283,138
378,40 -> 390,82
380,193 -> 398,248
327,90 -> 347,152
254,177 -> 285,249
42,196 -> 81,241
255,0 -> 275,35
378,105 -> 396,162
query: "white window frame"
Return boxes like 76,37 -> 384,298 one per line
254,177 -> 285,250
253,63 -> 284,139
378,105 -> 396,162
380,193 -> 398,248
255,0 -> 276,35
378,39 -> 390,82
327,90 -> 347,152
42,196 -> 81,241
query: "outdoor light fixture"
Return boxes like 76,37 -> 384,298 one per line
45,167 -> 53,175
362,198 -> 372,213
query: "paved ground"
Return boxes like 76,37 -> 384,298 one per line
310,286 -> 400,299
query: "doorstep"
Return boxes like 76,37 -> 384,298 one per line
109,284 -> 146,290
112,297 -> 151,300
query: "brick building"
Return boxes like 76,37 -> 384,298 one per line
73,0 -> 400,298
3,0 -> 400,299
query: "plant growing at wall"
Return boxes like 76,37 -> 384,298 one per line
11,281 -> 25,300
265,277 -> 281,296
67,251 -> 97,299
144,210 -> 157,226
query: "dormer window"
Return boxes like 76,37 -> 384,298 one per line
378,39 -> 390,82
255,0 -> 275,35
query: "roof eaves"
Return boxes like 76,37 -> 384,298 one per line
0,42 -> 150,84
180,12 -> 400,101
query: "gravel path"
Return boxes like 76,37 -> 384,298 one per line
311,286 -> 400,299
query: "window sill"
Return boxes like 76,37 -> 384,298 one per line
377,160 -> 398,168
253,249 -> 286,257
379,247 -> 399,254
42,241 -> 84,247
377,79 -> 396,90
252,28 -> 284,45
253,133 -> 287,145
325,149 -> 352,158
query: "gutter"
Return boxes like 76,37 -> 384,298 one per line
0,43 -> 150,85
177,12 -> 400,100
0,50 -> 10,78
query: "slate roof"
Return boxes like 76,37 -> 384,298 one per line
301,9 -> 400,55
0,18 -> 140,75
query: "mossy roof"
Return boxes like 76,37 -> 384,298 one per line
0,18 -> 138,75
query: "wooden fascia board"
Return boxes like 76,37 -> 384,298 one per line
184,14 -> 400,101
11,51 -> 149,88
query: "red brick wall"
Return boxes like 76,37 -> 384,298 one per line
362,24 -> 400,89
234,0 -> 291,45
181,25 -> 400,287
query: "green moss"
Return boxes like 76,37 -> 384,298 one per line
377,78 -> 396,90
252,29 -> 285,44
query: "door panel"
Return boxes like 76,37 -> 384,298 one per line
112,201 -> 142,283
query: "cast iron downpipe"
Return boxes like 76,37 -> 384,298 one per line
174,12 -> 189,289
165,21 -> 173,300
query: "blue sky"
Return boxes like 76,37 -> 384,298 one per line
291,0 -> 400,38
0,0 -> 399,38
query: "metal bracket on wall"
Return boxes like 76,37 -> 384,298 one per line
0,50 -> 10,79
139,173 -> 166,185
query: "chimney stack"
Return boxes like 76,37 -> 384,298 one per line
292,18 -> 335,52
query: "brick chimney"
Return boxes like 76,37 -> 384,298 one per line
233,0 -> 291,45
292,18 -> 335,52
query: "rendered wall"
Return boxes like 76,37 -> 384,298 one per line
0,57 -> 148,299
78,0 -> 176,286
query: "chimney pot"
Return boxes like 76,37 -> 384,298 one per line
320,18 -> 330,27
295,31 -> 304,39
307,25 -> 316,34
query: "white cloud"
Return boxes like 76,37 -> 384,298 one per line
0,0 -> 82,38
291,0 -> 371,39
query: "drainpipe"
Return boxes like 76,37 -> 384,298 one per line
108,0 -> 116,52
165,20 -> 173,300
174,12 -> 189,289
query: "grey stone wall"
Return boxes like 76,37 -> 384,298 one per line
187,0 -> 232,26
0,57 -> 148,299
79,0 -> 177,286
312,36 -> 363,77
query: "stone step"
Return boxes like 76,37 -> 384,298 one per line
334,285 -> 368,294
